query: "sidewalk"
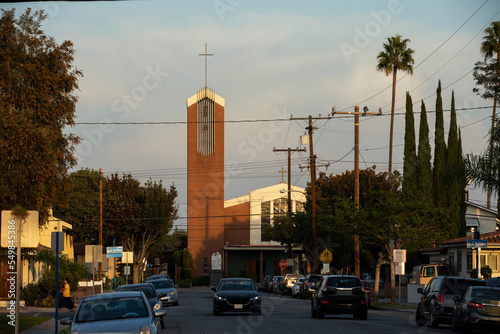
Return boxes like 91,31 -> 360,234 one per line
371,297 -> 417,312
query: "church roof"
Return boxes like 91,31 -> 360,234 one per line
187,87 -> 225,107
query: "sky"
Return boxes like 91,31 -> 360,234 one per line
3,0 -> 500,228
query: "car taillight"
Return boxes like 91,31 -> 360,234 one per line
437,294 -> 444,305
285,280 -> 288,285
322,287 -> 328,292
467,301 -> 484,309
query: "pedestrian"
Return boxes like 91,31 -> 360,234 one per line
59,279 -> 76,311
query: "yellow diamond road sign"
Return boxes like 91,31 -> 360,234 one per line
320,249 -> 332,262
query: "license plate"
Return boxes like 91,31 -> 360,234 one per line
337,290 -> 352,295
234,304 -> 243,309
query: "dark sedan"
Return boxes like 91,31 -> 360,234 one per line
452,286 -> 500,333
211,278 -> 264,315
116,283 -> 165,329
311,275 -> 368,320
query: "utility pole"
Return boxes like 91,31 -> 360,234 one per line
273,147 -> 306,213
99,168 -> 103,281
291,115 -> 331,274
332,106 -> 381,278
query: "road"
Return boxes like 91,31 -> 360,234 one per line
161,287 -> 454,334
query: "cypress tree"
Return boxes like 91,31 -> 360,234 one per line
434,80 -> 447,207
417,100 -> 433,204
403,92 -> 418,201
446,91 -> 460,238
458,129 -> 467,236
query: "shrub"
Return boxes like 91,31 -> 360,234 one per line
21,283 -> 44,306
178,279 -> 191,288
192,276 -> 209,286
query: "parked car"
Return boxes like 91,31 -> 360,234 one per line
291,277 -> 305,298
280,274 -> 305,295
410,264 -> 451,285
262,275 -> 274,291
451,285 -> 500,333
211,278 -> 264,315
116,283 -> 164,329
270,276 -> 283,293
300,274 -> 323,299
60,291 -> 166,334
311,275 -> 368,320
148,278 -> 179,306
486,276 -> 500,287
415,276 -> 487,328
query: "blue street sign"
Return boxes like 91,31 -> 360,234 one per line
107,253 -> 123,258
107,246 -> 123,254
467,239 -> 488,248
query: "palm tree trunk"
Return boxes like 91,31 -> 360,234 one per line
487,52 -> 499,208
388,69 -> 397,176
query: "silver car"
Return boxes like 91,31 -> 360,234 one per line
148,278 -> 179,306
60,291 -> 166,334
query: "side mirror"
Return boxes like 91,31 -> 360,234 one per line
211,286 -> 217,292
417,288 -> 423,294
60,318 -> 72,325
154,310 -> 167,318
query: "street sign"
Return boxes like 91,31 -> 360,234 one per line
393,249 -> 406,262
279,260 -> 288,269
51,232 -> 64,252
85,245 -> 103,263
122,251 -> 133,264
320,249 -> 333,262
395,262 -> 405,275
467,239 -> 488,248
107,246 -> 123,254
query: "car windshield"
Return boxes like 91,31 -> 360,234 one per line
326,277 -> 361,288
473,288 -> 500,299
309,275 -> 322,282
75,296 -> 148,323
442,279 -> 485,295
219,280 -> 256,291
118,286 -> 155,298
150,280 -> 173,289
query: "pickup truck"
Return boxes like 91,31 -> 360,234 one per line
280,274 -> 304,295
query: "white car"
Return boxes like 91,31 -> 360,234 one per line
291,277 -> 305,298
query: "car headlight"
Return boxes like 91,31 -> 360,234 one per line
216,296 -> 225,301
252,295 -> 260,300
169,291 -> 176,296
139,325 -> 151,334
154,303 -> 161,310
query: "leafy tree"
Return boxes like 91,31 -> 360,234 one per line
0,8 -> 82,221
417,101 -> 433,204
403,92 -> 418,201
376,34 -> 415,175
53,169 -> 101,244
434,80 -> 447,207
479,21 -> 500,208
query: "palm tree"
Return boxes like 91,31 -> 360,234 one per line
466,118 -> 500,213
480,21 -> 500,208
376,35 -> 415,177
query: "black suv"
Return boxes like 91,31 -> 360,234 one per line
300,274 -> 323,299
311,275 -> 368,320
416,276 -> 487,327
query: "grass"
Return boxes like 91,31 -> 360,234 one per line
0,315 -> 51,333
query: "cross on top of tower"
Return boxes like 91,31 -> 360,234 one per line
199,43 -> 213,88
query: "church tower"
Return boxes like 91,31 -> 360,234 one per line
187,45 -> 225,276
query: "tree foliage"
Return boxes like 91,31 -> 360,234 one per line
434,80 -> 447,207
416,100 -> 433,204
0,8 -> 82,221
403,92 -> 417,201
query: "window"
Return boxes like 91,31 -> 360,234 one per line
457,251 -> 462,272
480,254 -> 498,271
467,253 -> 473,271
261,201 -> 271,242
423,266 -> 435,278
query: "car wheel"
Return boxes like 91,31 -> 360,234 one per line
360,309 -> 368,320
415,306 -> 426,326
252,309 -> 262,316
428,311 -> 439,328
213,307 -> 221,316
317,306 -> 325,319
460,323 -> 469,334
160,319 -> 165,329
173,302 -> 178,306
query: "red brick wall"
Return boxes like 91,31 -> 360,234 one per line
187,96 -> 225,276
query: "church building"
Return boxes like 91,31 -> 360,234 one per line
186,50 -> 306,281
